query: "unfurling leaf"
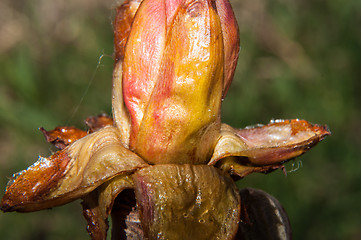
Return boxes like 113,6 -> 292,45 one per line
1,126 -> 147,212
209,119 -> 330,177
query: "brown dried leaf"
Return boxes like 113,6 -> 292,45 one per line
0,126 -> 147,212
85,114 -> 114,133
133,164 -> 240,240
209,119 -> 330,177
0,149 -> 72,212
40,126 -> 87,150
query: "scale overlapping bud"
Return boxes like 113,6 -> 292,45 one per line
114,0 -> 239,164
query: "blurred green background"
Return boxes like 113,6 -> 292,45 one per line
0,0 -> 359,239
